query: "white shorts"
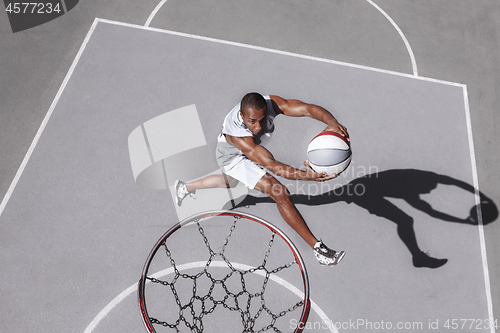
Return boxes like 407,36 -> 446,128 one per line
216,142 -> 266,189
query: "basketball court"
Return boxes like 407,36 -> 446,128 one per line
0,1 -> 498,333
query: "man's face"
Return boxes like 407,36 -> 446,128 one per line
240,106 -> 267,136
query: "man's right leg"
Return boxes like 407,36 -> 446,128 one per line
253,174 -> 345,265
186,174 -> 238,192
253,174 -> 317,247
175,174 -> 238,206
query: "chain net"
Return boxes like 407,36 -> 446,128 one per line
143,215 -> 307,332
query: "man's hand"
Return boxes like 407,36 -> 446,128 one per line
324,120 -> 350,142
304,160 -> 337,181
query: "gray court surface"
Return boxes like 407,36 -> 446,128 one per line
0,18 -> 495,332
1,1 -> 499,333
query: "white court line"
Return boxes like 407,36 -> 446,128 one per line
143,0 -> 419,76
0,18 -> 100,218
462,86 -> 496,333
100,18 -> 461,88
83,261 -> 338,333
60,0 -> 68,13
366,0 -> 418,76
144,0 -> 168,27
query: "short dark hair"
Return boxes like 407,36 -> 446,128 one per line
240,92 -> 266,115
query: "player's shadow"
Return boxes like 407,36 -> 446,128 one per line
226,169 -> 498,269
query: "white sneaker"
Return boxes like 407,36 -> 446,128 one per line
174,180 -> 195,207
313,240 -> 345,266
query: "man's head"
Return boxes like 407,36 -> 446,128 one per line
240,92 -> 267,136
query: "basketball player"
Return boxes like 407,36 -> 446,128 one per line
175,93 -> 349,266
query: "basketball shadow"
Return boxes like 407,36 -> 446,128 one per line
225,169 -> 498,268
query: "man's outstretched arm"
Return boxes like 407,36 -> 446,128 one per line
226,134 -> 335,181
270,95 -> 349,141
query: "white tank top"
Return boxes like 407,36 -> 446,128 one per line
217,95 -> 276,146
